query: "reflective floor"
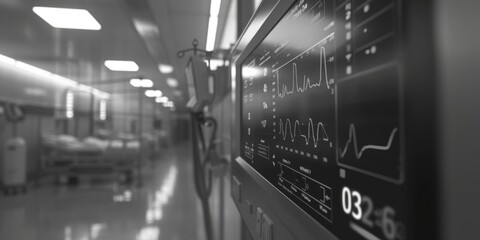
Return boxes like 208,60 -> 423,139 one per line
0,146 -> 207,240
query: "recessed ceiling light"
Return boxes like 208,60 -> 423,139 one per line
130,78 -> 153,88
145,90 -> 162,98
104,60 -> 139,72
155,96 -> 169,103
210,0 -> 222,16
130,79 -> 142,87
167,78 -> 178,88
206,0 -> 222,51
163,101 -> 174,108
206,16 -> 218,51
173,90 -> 182,97
141,79 -> 153,88
33,6 -> 101,30
158,64 -> 174,74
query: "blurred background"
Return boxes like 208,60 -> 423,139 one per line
0,0 -> 479,240
0,0 -> 260,239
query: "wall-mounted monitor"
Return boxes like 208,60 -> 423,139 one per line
230,0 -> 439,239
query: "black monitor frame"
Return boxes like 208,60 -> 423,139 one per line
230,0 -> 438,239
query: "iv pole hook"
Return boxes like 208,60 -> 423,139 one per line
177,39 -> 211,59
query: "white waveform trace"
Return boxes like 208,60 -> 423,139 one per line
279,118 -> 329,148
277,46 -> 330,98
339,124 -> 398,159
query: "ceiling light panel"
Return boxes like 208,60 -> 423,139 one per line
104,60 -> 139,72
173,90 -> 182,97
210,0 -> 222,16
33,7 -> 101,30
145,90 -> 162,98
141,79 -> 154,88
130,79 -> 142,87
163,101 -> 174,108
206,0 -> 222,51
130,78 -> 153,88
155,96 -> 168,103
158,64 -> 174,74
206,16 -> 218,51
167,78 -> 178,88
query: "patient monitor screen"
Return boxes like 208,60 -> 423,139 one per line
240,0 -> 405,239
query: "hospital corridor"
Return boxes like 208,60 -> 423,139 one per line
0,0 -> 479,240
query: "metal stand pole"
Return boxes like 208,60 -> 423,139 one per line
137,88 -> 143,187
219,169 -> 225,240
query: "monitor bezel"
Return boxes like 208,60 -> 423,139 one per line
230,0 -> 439,239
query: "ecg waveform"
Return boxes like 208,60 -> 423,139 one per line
279,118 -> 329,148
339,124 -> 398,159
277,46 -> 330,98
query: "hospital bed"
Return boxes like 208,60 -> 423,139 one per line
41,134 -> 141,183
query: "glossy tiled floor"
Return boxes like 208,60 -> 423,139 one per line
0,146 -> 207,240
